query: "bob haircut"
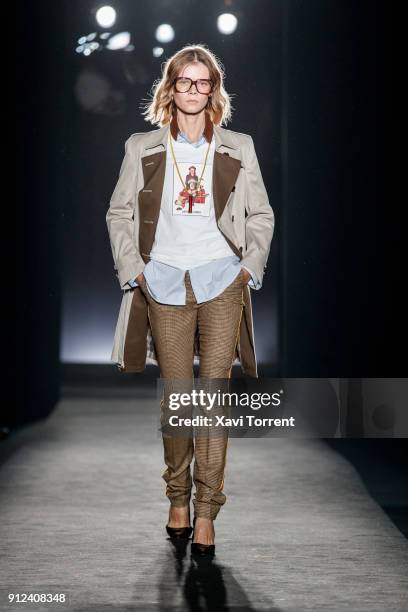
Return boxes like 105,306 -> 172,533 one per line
141,43 -> 234,127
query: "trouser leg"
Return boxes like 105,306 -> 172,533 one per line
193,269 -> 245,520
140,276 -> 197,508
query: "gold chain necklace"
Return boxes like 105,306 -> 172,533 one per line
168,129 -> 212,211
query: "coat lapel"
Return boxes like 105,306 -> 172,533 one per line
212,150 -> 241,222
138,150 -> 167,264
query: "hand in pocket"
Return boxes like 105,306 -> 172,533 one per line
241,268 -> 251,284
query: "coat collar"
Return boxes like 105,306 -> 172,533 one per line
142,115 -> 238,153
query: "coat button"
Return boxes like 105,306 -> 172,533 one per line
239,246 -> 243,252
232,215 -> 234,222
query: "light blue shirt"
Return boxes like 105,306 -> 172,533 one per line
127,130 -> 259,303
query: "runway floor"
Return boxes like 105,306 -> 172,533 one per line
1,387 -> 407,611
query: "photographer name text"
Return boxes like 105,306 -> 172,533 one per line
167,415 -> 295,427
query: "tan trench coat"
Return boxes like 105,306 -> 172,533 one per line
106,120 -> 274,378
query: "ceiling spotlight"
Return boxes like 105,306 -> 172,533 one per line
155,24 -> 175,43
106,32 -> 131,50
96,6 -> 116,28
217,13 -> 238,35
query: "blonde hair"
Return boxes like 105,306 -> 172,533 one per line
141,44 -> 235,127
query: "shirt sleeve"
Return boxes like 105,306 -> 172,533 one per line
241,265 -> 260,290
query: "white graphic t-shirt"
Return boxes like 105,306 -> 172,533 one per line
149,134 -> 235,269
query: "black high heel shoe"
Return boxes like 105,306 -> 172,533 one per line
191,517 -> 215,557
166,507 -> 193,539
166,524 -> 193,539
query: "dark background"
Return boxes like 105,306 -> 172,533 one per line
59,0 -> 281,369
14,0 -> 401,429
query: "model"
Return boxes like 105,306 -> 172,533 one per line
106,43 -> 275,558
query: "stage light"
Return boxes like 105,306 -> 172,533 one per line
106,32 -> 131,50
153,47 -> 164,57
75,36 -> 101,55
155,24 -> 175,43
96,6 -> 116,28
217,13 -> 238,35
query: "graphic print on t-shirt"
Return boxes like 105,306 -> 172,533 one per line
172,161 -> 211,216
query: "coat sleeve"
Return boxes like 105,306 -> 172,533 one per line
106,134 -> 145,289
239,136 -> 275,288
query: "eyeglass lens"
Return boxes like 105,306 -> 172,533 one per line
175,78 -> 212,93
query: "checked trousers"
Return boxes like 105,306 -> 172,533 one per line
139,268 -> 245,520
